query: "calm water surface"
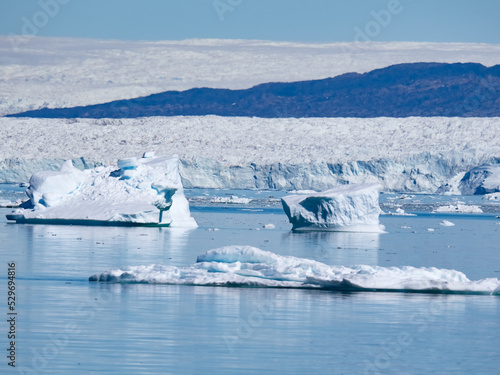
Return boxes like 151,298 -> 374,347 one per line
1,189 -> 499,374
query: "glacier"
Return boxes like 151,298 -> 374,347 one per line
89,246 -> 500,295
6,154 -> 197,228
1,116 -> 498,193
458,164 -> 500,195
281,184 -> 384,232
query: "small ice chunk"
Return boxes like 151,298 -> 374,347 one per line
210,195 -> 252,204
263,224 -> 275,229
386,207 -> 416,216
427,228 -> 435,232
287,190 -> 318,194
439,220 -> 455,227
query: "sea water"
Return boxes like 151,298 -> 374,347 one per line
0,187 -> 499,374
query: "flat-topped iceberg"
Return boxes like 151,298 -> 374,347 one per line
89,246 -> 500,295
281,184 -> 384,232
6,153 -> 197,227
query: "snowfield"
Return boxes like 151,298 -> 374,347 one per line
1,116 -> 499,192
1,37 -> 500,116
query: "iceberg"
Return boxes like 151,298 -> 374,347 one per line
6,154 -> 197,228
89,246 -> 500,295
281,184 -> 384,232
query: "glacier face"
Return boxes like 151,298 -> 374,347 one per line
179,152 -> 498,193
1,116 -> 499,194
458,164 -> 500,195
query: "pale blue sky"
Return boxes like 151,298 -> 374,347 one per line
1,0 -> 499,44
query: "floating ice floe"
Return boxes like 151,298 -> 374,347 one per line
439,220 -> 455,227
6,153 -> 197,227
433,203 -> 483,213
210,195 -> 252,204
384,207 -> 416,216
281,184 -> 384,232
263,223 -> 275,229
0,199 -> 24,208
89,246 -> 500,295
287,190 -> 318,195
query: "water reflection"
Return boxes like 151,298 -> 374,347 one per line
281,230 -> 381,265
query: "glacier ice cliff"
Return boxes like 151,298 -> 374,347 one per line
1,117 -> 499,194
179,153 -> 499,194
1,152 -> 499,194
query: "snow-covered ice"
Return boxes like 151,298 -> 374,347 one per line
210,195 -> 252,204
433,203 -> 483,213
384,207 -> 416,216
281,184 -> 384,232
6,154 -> 197,227
89,246 -> 500,295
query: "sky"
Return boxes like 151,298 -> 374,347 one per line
1,0 -> 499,44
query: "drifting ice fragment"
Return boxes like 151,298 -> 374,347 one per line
210,195 -> 252,204
440,220 -> 455,227
385,207 -> 416,216
6,154 -> 197,227
281,184 -> 384,232
89,246 -> 500,295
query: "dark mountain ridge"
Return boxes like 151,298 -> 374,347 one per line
8,62 -> 500,118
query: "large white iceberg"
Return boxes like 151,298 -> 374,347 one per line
281,184 -> 384,232
89,246 -> 500,295
7,153 -> 197,227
